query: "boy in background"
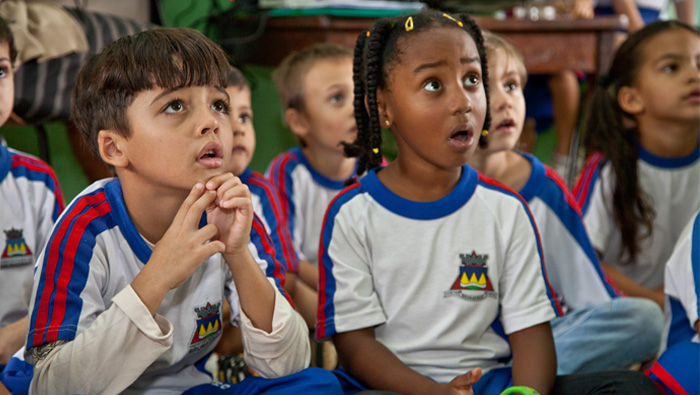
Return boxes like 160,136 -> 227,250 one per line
23,28 -> 338,394
267,43 -> 357,293
216,67 -> 318,365
0,16 -> 64,393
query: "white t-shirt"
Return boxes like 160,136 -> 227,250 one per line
317,165 -> 559,383
576,144 -> 700,288
0,144 -> 63,329
662,209 -> 700,352
518,153 -> 621,312
266,147 -> 351,267
26,178 -> 307,394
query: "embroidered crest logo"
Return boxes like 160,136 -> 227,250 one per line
444,251 -> 497,301
1,228 -> 33,268
190,302 -> 222,353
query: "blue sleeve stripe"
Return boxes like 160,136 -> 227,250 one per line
316,183 -> 362,339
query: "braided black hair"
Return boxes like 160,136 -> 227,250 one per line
343,10 -> 490,181
582,20 -> 699,265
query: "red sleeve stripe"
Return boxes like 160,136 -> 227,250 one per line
32,192 -> 110,346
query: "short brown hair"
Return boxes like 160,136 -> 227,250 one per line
0,17 -> 17,65
71,27 -> 231,159
482,31 -> 528,86
228,65 -> 249,90
272,43 -> 352,113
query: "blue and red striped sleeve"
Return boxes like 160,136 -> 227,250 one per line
250,214 -> 293,306
29,190 -> 114,348
573,152 -> 605,214
247,171 -> 300,273
10,153 -> 65,219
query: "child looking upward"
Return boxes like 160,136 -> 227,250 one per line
575,21 -> 700,308
0,16 -> 64,393
267,43 -> 357,292
23,28 -> 337,394
468,31 -> 663,375
226,66 -> 316,328
316,10 -> 657,395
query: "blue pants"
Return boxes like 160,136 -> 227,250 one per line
647,342 -> 699,395
552,297 -> 663,374
184,367 -> 343,394
0,356 -> 33,395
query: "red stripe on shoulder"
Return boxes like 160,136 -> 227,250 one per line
32,192 -> 109,346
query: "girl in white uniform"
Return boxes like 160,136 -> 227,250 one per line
575,21 -> 700,308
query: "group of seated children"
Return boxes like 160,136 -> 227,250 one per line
0,7 -> 698,395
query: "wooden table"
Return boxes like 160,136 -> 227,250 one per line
238,14 -> 626,76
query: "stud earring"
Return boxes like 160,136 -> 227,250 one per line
384,120 -> 391,127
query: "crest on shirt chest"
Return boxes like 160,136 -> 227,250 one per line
190,302 -> 222,353
444,251 -> 497,301
1,228 -> 33,269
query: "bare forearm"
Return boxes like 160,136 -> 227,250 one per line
298,259 -> 319,290
510,323 -> 556,395
333,329 -> 441,394
612,0 -> 645,32
601,262 -> 665,308
0,315 -> 29,364
225,249 -> 276,333
674,0 -> 696,25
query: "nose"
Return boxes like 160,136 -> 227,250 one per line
450,86 -> 473,115
232,118 -> 245,136
491,86 -> 512,112
198,108 -> 220,136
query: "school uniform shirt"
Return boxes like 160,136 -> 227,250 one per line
26,178 -> 310,395
266,147 -> 353,267
575,143 -> 700,289
240,168 -> 299,274
0,144 -> 63,329
595,0 -> 677,11
317,165 -> 561,383
518,153 -> 621,312
662,210 -> 700,351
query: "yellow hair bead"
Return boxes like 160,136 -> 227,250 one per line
405,16 -> 414,32
442,13 -> 463,27
366,31 -> 370,37
372,148 -> 379,154
481,130 -> 489,137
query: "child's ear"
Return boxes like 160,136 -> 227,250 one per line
375,88 -> 392,127
617,86 -> 644,115
98,130 -> 128,168
285,108 -> 309,139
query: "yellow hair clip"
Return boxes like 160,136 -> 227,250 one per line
405,16 -> 414,32
372,148 -> 379,154
442,13 -> 463,27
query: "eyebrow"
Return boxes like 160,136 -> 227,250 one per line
150,86 -> 229,106
654,53 -> 686,65
413,56 -> 480,74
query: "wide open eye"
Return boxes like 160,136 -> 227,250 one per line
464,74 -> 480,87
164,100 -> 184,114
424,80 -> 441,92
212,100 -> 230,114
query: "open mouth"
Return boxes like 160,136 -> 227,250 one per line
448,125 -> 474,150
497,119 -> 515,130
197,142 -> 224,168
685,89 -> 700,102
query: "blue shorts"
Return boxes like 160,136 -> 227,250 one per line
647,342 -> 699,395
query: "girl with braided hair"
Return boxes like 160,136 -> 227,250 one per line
316,10 -> 657,395
574,21 -> 700,309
